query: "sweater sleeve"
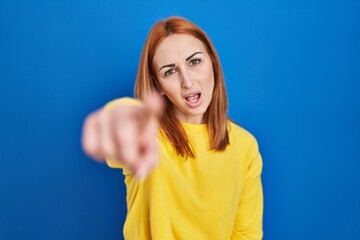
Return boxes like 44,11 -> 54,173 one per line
231,138 -> 264,240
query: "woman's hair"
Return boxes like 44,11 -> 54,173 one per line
135,16 -> 229,158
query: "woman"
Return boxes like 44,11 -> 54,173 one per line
82,16 -> 263,240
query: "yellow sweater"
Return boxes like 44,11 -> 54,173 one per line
105,98 -> 263,240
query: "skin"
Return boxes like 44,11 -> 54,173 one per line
82,93 -> 162,179
82,34 -> 215,179
154,34 -> 215,124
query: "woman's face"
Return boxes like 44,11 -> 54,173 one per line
153,34 -> 215,124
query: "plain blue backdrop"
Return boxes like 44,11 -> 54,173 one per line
1,0 -> 359,239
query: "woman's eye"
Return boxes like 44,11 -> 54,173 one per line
189,58 -> 201,66
164,68 -> 176,77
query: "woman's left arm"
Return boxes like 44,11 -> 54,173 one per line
231,139 -> 264,240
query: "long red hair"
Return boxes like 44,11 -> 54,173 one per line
135,16 -> 229,158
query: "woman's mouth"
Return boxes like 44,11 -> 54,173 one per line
184,93 -> 202,108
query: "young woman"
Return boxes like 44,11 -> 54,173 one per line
82,16 -> 263,240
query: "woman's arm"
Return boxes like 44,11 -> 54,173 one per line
232,139 -> 264,240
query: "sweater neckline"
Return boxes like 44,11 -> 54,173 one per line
180,122 -> 207,133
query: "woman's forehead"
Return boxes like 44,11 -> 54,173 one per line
153,34 -> 206,64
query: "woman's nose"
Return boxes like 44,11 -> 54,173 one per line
181,70 -> 194,89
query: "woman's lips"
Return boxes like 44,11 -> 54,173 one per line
184,93 -> 202,107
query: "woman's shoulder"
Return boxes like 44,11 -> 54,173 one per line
227,120 -> 259,149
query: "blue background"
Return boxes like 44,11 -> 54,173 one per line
1,0 -> 359,239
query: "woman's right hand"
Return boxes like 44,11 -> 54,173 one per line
81,93 -> 163,180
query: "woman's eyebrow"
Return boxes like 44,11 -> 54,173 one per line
158,52 -> 203,71
186,51 -> 202,61
159,63 -> 175,71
